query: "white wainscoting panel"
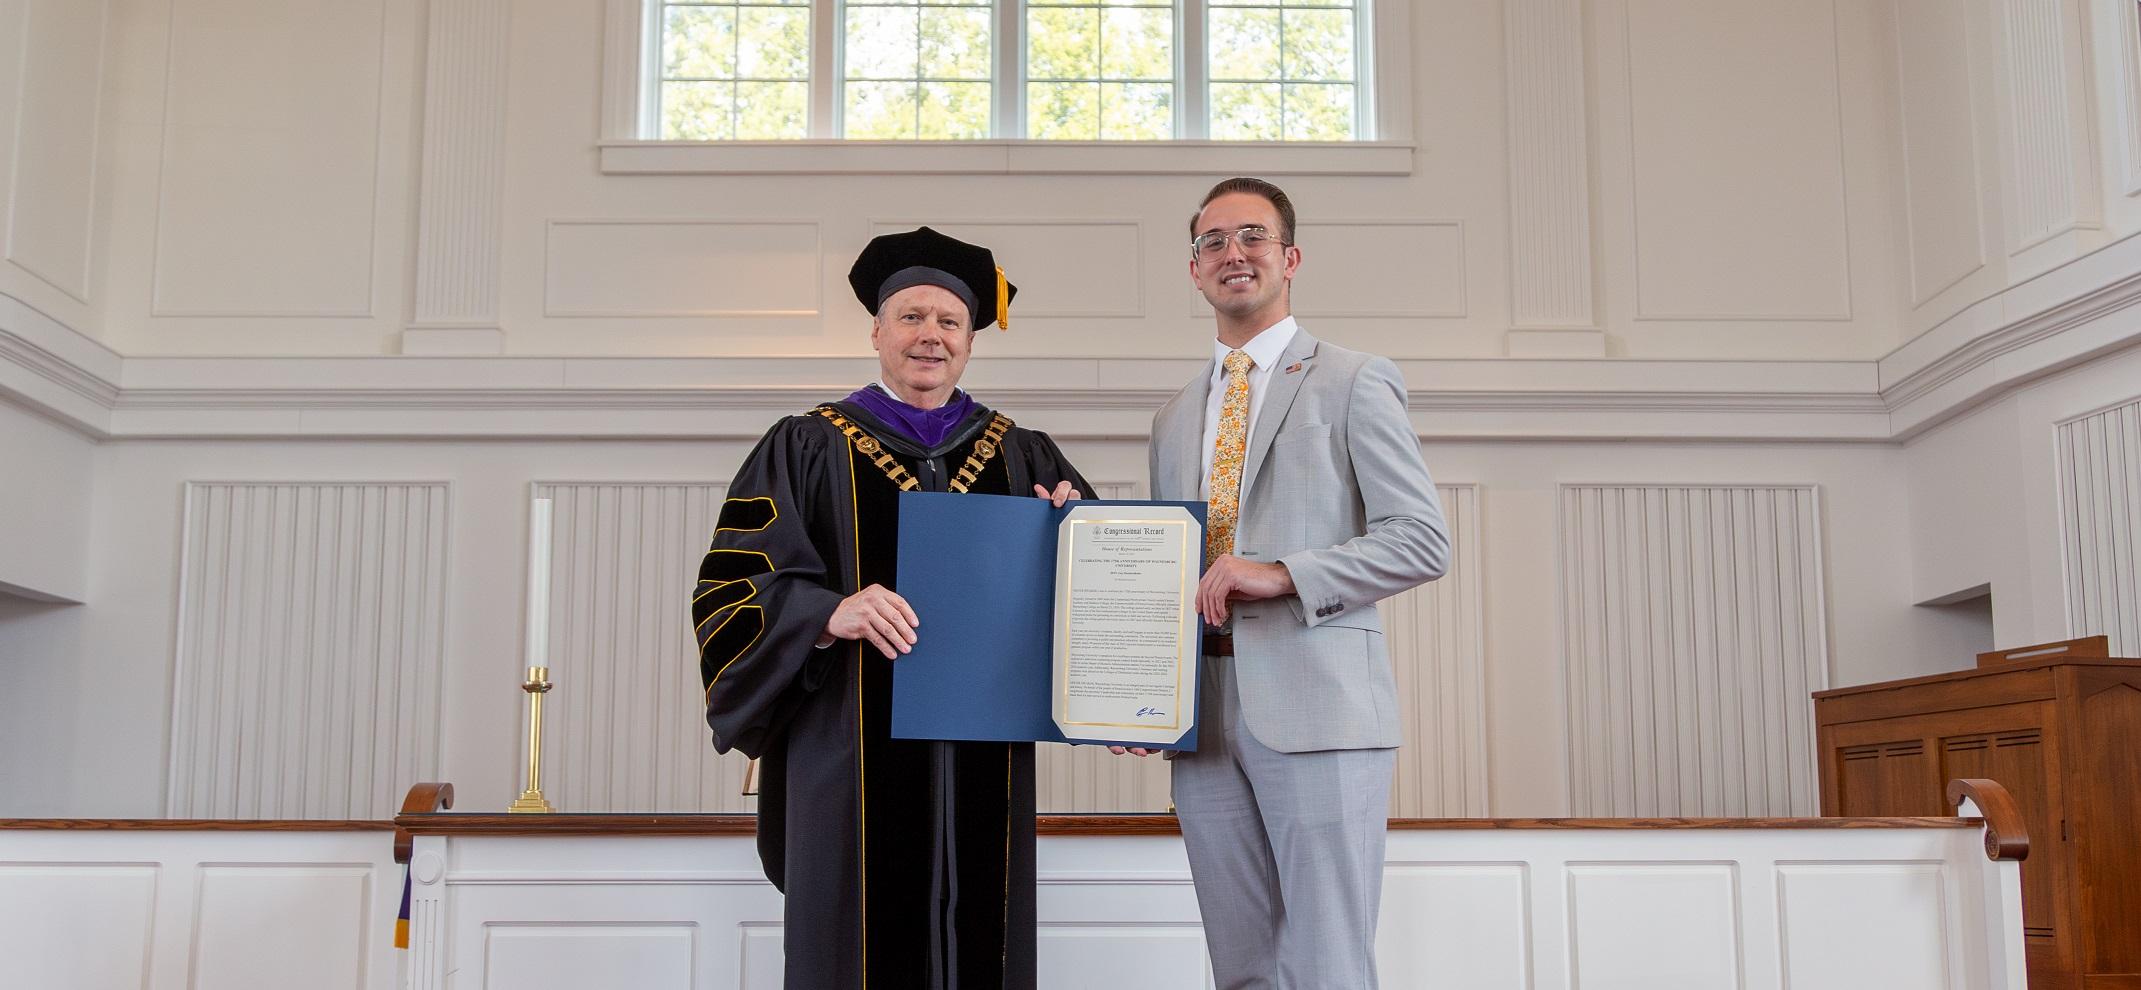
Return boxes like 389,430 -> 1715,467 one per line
738,926 -> 785,990
534,482 -> 756,812
2058,398 -> 2141,655
1288,221 -> 1466,318
1560,485 -> 1829,817
151,0 -> 386,316
870,219 -> 1144,318
0,828 -> 398,990
193,866 -> 373,990
544,221 -> 820,317
1037,926 -> 1210,988
1893,0 -> 1988,307
169,482 -> 448,818
1777,864 -> 1951,990
1375,864 -> 1529,986
1387,483 -> 1489,817
485,925 -> 696,989
0,864 -> 158,989
401,824 -> 2026,990
1620,0 -> 1852,320
4,0 -> 108,302
1567,864 -> 1742,989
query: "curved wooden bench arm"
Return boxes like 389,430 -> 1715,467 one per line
394,782 -> 456,864
1947,778 -> 2028,862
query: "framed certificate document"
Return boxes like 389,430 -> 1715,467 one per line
1051,507 -> 1201,748
891,492 -> 1204,751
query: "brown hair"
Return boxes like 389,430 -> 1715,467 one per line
1190,177 -> 1297,245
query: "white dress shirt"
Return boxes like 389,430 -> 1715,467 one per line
1198,316 -> 1300,500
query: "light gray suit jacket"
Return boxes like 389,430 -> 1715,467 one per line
1151,329 -> 1449,752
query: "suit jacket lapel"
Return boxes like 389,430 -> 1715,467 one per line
1164,359 -> 1214,501
1238,330 -> 1318,508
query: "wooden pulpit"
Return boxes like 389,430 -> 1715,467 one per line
1815,636 -> 2141,990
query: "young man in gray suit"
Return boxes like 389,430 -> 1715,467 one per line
1127,177 -> 1449,988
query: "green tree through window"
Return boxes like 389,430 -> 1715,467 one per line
846,0 -> 993,139
1027,0 -> 1174,140
1210,0 -> 1358,141
660,0 -> 812,140
649,0 -> 1366,141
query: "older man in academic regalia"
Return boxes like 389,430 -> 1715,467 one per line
692,227 -> 1089,990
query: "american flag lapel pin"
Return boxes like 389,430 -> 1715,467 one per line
1283,361 -> 1304,375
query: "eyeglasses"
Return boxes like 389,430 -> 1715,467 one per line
1190,225 -> 1289,261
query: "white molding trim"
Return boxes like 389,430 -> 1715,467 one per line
0,292 -> 119,433
1879,230 -> 2141,435
10,225 -> 2141,442
596,140 -> 1416,176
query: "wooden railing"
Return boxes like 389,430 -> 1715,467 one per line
382,778 -> 2030,861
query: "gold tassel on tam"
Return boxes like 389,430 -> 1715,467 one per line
995,265 -> 1010,331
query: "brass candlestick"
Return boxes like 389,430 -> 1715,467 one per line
507,666 -> 556,814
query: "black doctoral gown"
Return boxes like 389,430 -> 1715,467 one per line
692,398 -> 1092,990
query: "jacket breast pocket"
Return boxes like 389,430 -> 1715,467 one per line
1272,422 -> 1332,447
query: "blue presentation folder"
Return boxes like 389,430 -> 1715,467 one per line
892,491 -> 1205,751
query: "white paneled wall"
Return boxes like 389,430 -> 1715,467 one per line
1387,484 -> 1489,817
1996,0 -> 2096,251
2058,398 -> 2141,655
1560,485 -> 1829,817
168,483 -> 448,818
150,0 -> 390,318
1504,0 -> 1596,332
534,482 -> 755,812
404,0 -> 512,354
3,0 -> 108,303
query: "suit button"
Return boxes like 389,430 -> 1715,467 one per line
1331,603 -> 1345,613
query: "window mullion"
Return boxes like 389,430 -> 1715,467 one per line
813,0 -> 840,138
996,0 -> 1022,138
1181,0 -> 1207,139
1355,0 -> 1375,140
641,0 -> 665,138
914,6 -> 925,136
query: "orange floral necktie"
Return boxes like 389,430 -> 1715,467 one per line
1205,350 -> 1255,566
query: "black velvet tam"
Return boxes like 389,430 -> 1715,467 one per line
847,226 -> 1019,330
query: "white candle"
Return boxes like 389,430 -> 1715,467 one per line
525,497 -> 553,668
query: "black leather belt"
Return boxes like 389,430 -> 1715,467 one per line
1202,633 -> 1235,657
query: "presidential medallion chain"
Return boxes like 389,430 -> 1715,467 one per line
814,406 -> 1013,494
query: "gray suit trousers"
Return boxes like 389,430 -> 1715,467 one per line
1173,654 -> 1395,990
